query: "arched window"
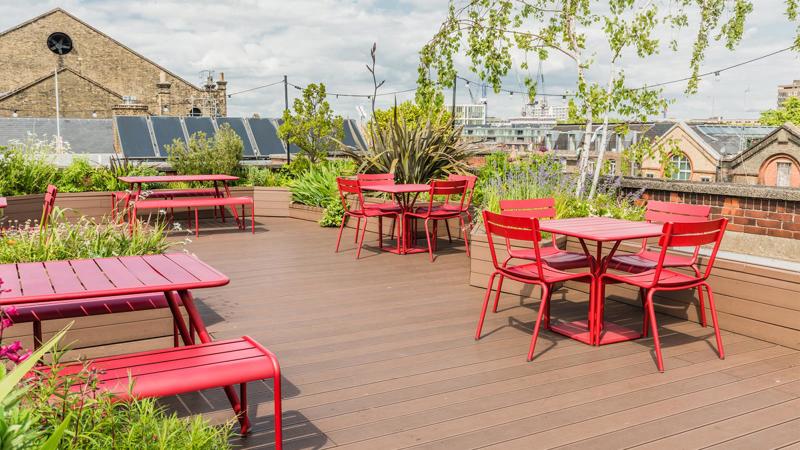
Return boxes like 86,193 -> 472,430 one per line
670,153 -> 692,180
189,107 -> 202,117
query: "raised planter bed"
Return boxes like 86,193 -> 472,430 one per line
469,227 -> 800,350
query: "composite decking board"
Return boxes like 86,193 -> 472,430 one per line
702,417 -> 800,450
159,218 -> 800,449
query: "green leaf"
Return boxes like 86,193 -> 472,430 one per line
0,325 -> 70,402
38,413 -> 71,450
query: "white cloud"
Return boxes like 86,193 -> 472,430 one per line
1,0 -> 798,121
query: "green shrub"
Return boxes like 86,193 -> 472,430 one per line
477,152 -> 644,222
320,196 -> 346,227
0,141 -> 60,197
342,109 -> 473,184
289,159 -> 355,208
0,208 -> 176,264
167,124 -> 243,176
243,166 -> 290,187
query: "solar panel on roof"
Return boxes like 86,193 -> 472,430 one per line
184,117 -> 216,139
115,116 -> 156,158
343,119 -> 367,149
150,117 -> 186,157
216,117 -> 256,157
247,118 -> 286,155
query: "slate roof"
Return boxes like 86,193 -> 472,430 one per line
0,118 -> 114,154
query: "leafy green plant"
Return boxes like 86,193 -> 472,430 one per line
167,124 -> 243,176
319,196 -> 345,227
243,166 -> 290,187
0,208 -> 176,264
278,83 -> 345,163
0,142 -> 59,197
289,159 -> 355,208
342,108 -> 473,184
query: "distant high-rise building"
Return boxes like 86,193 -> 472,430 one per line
454,104 -> 487,126
777,80 -> 800,107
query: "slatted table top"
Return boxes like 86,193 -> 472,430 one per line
0,253 -> 229,306
539,217 -> 664,242
118,175 -> 239,183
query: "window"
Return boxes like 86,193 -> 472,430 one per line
646,173 -> 655,178
701,177 -> 711,182
189,107 -> 202,117
777,162 -> 792,187
670,154 -> 692,180
607,159 -> 616,174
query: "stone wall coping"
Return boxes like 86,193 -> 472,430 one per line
620,177 -> 800,201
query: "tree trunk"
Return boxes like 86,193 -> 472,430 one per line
589,64 -> 617,199
575,115 -> 594,197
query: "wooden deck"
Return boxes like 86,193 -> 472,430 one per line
166,218 -> 800,449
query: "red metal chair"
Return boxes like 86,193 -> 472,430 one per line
335,177 -> 401,258
598,218 -> 728,372
406,180 -> 469,262
439,174 -> 478,242
357,173 -> 398,238
608,200 -> 712,326
493,198 -> 592,312
40,184 -> 58,229
476,211 -> 594,361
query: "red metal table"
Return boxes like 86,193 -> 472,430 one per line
362,184 -> 430,254
119,174 -> 241,222
539,217 -> 663,346
0,253 -> 246,423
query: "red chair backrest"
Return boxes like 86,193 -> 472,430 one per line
419,180 -> 468,216
652,218 -> 728,283
447,174 -> 477,210
645,201 -> 710,224
499,198 -> 557,219
357,173 -> 395,186
336,177 -> 365,212
41,184 -> 58,229
483,210 -> 545,279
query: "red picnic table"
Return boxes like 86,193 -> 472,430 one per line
539,217 -> 663,346
0,253 -> 265,434
361,183 -> 430,254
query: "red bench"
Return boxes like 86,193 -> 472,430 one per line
111,189 -> 223,220
131,197 -> 255,236
39,336 -> 282,445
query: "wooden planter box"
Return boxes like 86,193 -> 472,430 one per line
469,228 -> 800,350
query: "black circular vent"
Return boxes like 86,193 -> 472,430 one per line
47,32 -> 73,55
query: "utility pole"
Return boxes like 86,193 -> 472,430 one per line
283,75 -> 291,163
451,73 -> 457,122
54,66 -> 62,152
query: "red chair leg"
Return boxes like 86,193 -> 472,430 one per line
692,265 -> 707,327
640,288 -> 649,337
527,284 -> 551,361
194,208 -> 200,238
335,214 -> 348,252
645,289 -> 664,372
424,219 -> 434,262
354,217 -> 361,243
251,205 -> 255,234
378,216 -> 384,249
460,216 -> 470,257
543,286 -> 553,330
356,218 -> 368,259
704,282 -> 725,360
475,271 -> 498,340
492,274 -> 505,313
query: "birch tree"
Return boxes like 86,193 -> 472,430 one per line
417,0 -> 787,197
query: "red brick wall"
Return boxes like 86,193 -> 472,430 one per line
633,189 -> 800,239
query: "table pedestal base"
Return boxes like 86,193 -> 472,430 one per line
549,320 -> 593,345
549,320 -> 643,345
595,321 -> 643,345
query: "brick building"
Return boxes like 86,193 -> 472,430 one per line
0,8 -> 227,119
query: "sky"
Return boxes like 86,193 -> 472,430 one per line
2,0 -> 799,122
